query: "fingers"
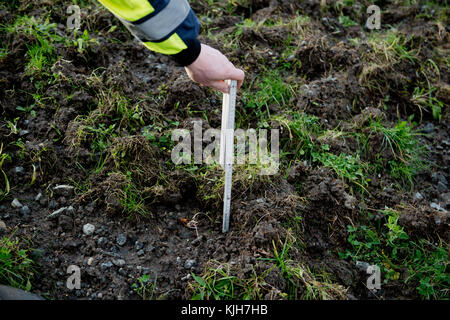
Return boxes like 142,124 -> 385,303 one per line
208,80 -> 230,94
225,67 -> 245,90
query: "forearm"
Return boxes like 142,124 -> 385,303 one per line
98,0 -> 201,66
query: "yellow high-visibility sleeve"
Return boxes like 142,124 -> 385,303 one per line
98,0 -> 154,22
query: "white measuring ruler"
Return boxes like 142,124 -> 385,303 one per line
220,80 -> 237,233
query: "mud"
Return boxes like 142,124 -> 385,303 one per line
0,0 -> 448,300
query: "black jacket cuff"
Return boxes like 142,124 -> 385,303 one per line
171,38 -> 201,67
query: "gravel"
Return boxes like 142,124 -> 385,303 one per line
53,185 -> 75,197
97,237 -> 108,247
47,207 -> 68,220
100,261 -> 113,270
422,122 -> 435,133
135,241 -> 144,251
0,220 -> 7,236
430,202 -> 447,212
437,181 -> 448,193
14,166 -> 25,175
414,192 -> 424,201
35,193 -> 43,201
440,193 -> 450,208
11,198 -> 23,208
83,223 -> 95,236
116,234 -> 127,246
112,259 -> 126,267
184,259 -> 196,269
20,206 -> 31,216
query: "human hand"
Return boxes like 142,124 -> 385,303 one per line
184,44 -> 245,93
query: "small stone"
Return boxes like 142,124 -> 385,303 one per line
53,185 -> 75,197
14,167 -> 25,175
95,225 -> 108,236
48,199 -> 58,209
39,197 -> 48,207
19,129 -> 30,136
414,192 -> 424,201
47,207 -> 67,220
440,193 -> 450,208
116,234 -> 127,246
135,241 -> 144,251
176,257 -> 182,265
184,259 -> 196,269
422,123 -> 434,133
20,206 -> 31,216
430,202 -> 447,212
0,220 -> 7,235
66,206 -> 75,215
113,259 -> 126,267
356,261 -> 371,272
83,223 -> 95,236
100,261 -> 113,270
137,249 -> 145,256
437,181 -> 447,193
11,198 -> 23,208
97,237 -> 108,247
35,193 -> 43,201
87,257 -> 94,266
181,274 -> 191,281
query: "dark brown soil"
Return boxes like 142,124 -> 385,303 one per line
0,0 -> 448,300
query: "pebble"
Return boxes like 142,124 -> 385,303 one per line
414,192 -> 424,201
437,181 -> 447,193
101,261 -> 113,270
440,193 -> 450,208
95,225 -> 108,236
430,202 -> 447,212
113,259 -> 126,267
49,199 -> 58,209
53,185 -> 75,196
14,167 -> 24,175
422,123 -> 434,133
19,129 -> 30,136
116,234 -> 127,246
83,223 -> 95,236
20,206 -> 31,216
0,220 -> 7,235
137,249 -> 145,257
184,259 -> 196,269
97,237 -> 108,247
35,193 -> 43,201
47,207 -> 67,220
87,257 -> 94,266
356,261 -> 371,271
181,274 -> 191,281
11,198 -> 23,208
135,241 -> 144,251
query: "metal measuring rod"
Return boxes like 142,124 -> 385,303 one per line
220,80 -> 237,233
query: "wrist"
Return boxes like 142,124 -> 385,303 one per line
172,38 -> 201,67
